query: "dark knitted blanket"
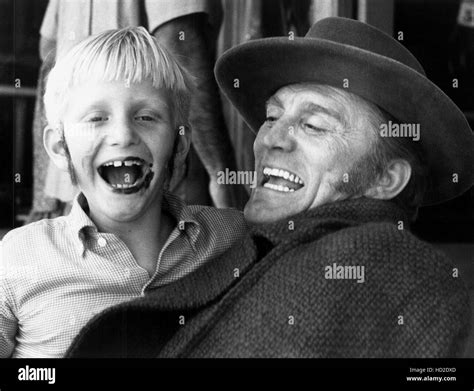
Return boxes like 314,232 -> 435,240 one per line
66,197 -> 470,358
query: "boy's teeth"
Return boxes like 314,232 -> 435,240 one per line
124,160 -> 142,166
111,181 -> 139,189
103,159 -> 144,167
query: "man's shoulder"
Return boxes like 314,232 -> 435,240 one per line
291,220 -> 454,275
339,221 -> 448,259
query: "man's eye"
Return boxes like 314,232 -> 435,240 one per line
266,116 -> 278,123
304,123 -> 326,132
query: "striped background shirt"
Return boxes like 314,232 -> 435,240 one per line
0,191 -> 246,358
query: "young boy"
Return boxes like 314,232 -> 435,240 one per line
0,27 -> 246,358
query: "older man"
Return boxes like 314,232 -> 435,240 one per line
66,17 -> 473,358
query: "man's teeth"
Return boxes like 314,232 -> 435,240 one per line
102,160 -> 143,168
263,183 -> 295,192
262,167 -> 304,185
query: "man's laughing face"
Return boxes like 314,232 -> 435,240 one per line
244,84 -> 373,224
56,79 -> 182,224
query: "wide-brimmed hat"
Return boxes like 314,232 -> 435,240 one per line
215,17 -> 474,206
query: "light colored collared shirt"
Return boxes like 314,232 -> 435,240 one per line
0,191 -> 245,358
40,0 -> 223,61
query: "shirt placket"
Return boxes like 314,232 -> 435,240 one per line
89,232 -> 149,296
139,227 -> 182,295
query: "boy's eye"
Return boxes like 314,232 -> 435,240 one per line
85,115 -> 107,122
135,115 -> 155,121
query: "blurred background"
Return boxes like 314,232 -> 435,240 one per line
0,0 -> 473,353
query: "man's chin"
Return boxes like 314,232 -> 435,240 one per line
244,201 -> 293,225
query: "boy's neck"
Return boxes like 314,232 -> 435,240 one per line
87,193 -> 174,277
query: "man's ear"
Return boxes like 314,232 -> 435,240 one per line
43,125 -> 69,172
364,159 -> 412,200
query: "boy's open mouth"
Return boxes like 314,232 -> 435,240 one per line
97,157 -> 154,194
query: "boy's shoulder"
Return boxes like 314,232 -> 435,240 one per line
1,216 -> 69,265
187,204 -> 246,230
3,216 -> 67,244
185,205 -> 247,250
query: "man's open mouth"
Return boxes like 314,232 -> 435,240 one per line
97,157 -> 154,194
261,166 -> 304,193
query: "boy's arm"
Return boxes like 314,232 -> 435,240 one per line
152,13 -> 246,209
0,244 -> 18,358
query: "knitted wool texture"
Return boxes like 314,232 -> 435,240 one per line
67,197 -> 470,358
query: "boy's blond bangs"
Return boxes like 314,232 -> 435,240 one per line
44,27 -> 194,128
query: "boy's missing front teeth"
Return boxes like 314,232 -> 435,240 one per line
97,157 -> 154,193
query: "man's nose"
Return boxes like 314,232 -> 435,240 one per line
259,119 -> 297,151
107,118 -> 139,146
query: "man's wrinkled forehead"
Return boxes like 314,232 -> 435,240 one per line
265,84 -> 348,125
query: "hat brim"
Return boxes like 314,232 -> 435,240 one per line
215,37 -> 474,206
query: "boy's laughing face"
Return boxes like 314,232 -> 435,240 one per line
48,79 -> 186,224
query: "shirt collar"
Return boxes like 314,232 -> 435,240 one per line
66,190 -> 202,257
67,193 -> 98,257
249,197 -> 410,247
161,190 -> 201,251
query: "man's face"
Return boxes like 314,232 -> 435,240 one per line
61,80 -> 177,223
244,84 -> 373,224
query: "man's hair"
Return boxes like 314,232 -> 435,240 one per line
44,26 -> 194,129
305,84 -> 428,220
361,106 -> 428,220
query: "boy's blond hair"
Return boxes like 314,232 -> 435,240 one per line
44,26 -> 194,129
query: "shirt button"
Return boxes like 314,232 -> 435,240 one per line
97,237 -> 107,247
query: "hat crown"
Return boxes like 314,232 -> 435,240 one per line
307,17 -> 426,75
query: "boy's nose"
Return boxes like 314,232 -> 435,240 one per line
107,119 -> 139,146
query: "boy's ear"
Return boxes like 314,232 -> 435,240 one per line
172,125 -> 191,167
43,125 -> 69,172
363,159 -> 412,200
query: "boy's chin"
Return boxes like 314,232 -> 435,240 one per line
99,200 -> 154,222
84,181 -> 161,219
